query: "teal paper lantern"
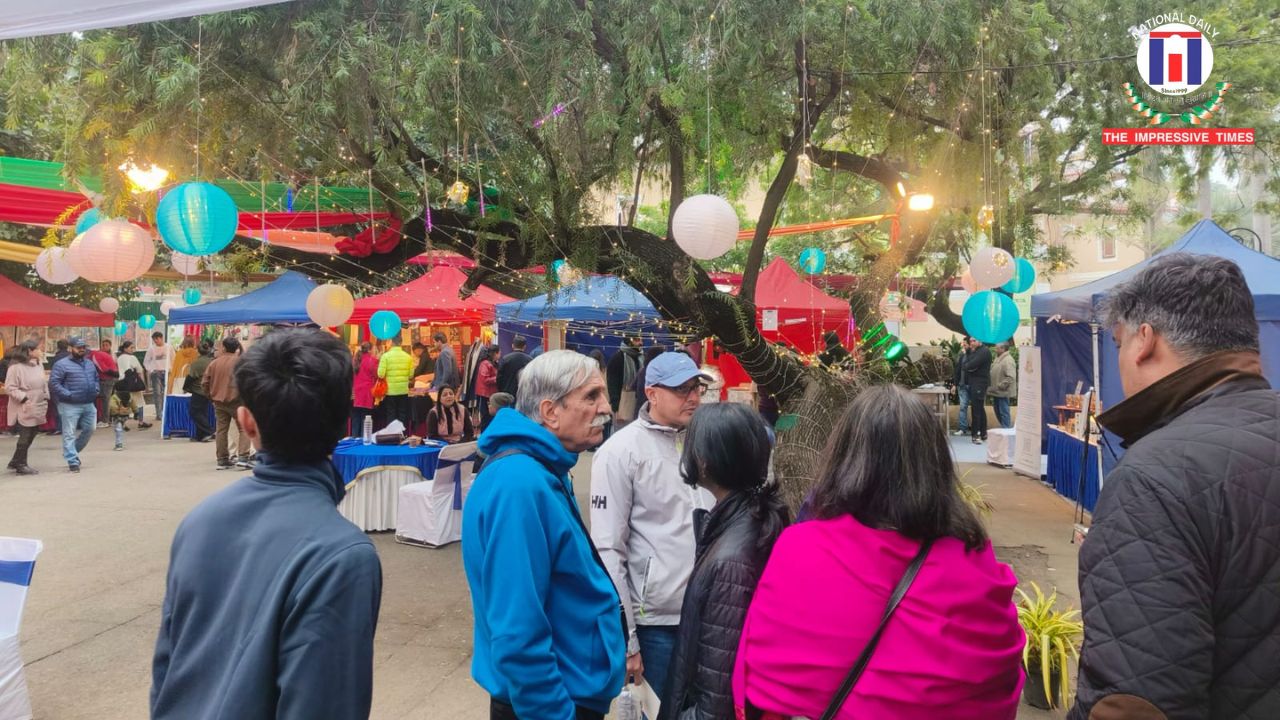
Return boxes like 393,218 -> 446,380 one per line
138,314 -> 157,330
183,287 -> 202,305
1001,257 -> 1036,294
799,247 -> 827,274
156,182 -> 239,256
113,320 -> 129,337
962,290 -> 1020,344
551,259 -> 566,284
369,310 -> 402,340
75,208 -> 101,234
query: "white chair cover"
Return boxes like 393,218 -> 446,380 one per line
0,537 -> 41,720
396,442 -> 478,548
337,468 -> 425,532
987,428 -> 1016,467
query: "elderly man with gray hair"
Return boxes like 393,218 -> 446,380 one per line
463,350 -> 626,720
1070,254 -> 1280,720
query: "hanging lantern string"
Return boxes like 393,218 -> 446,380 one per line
195,18 -> 202,179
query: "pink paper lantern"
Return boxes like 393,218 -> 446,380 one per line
67,220 -> 155,283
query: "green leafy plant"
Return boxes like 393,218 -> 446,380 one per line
1016,583 -> 1084,710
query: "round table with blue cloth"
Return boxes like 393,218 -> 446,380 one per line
331,438 -> 444,531
162,394 -> 216,439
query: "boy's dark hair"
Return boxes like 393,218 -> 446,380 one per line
512,336 -> 527,350
234,329 -> 353,463
152,332 -> 164,341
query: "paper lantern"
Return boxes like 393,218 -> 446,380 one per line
369,310 -> 402,340
183,287 -> 202,305
959,269 -> 978,293
970,247 -> 1015,290
671,194 -> 739,260
962,290 -> 1020,344
34,247 -> 79,285
799,247 -> 827,274
160,301 -> 176,316
68,220 -> 155,282
74,208 -> 101,234
1001,257 -> 1037,294
99,297 -> 120,313
170,251 -> 203,276
306,284 -> 355,327
156,181 -> 239,256
113,320 -> 129,336
138,314 -> 157,330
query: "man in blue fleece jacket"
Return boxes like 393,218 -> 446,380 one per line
151,329 -> 382,720
464,350 -> 626,720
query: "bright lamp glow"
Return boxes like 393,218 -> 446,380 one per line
907,193 -> 935,212
896,182 -> 907,198
119,162 -> 169,193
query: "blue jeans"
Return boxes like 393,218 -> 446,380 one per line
993,397 -> 1013,429
58,402 -> 96,466
956,385 -> 971,434
150,371 -> 166,423
636,624 -> 679,703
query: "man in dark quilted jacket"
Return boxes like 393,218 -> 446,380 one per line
1070,253 -> 1280,720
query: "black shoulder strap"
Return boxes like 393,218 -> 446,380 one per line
820,539 -> 934,720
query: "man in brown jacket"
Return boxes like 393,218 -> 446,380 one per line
202,337 -> 251,470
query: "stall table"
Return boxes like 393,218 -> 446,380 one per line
162,394 -> 216,439
911,386 -> 951,436
332,439 -> 443,531
1045,424 -> 1100,512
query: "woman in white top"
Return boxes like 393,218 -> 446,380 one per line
116,340 -> 153,428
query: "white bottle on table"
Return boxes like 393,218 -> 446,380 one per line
362,416 -> 373,445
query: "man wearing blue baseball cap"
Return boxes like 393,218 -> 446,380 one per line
48,336 -> 99,472
590,352 -> 715,700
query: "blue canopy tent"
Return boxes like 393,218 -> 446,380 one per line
495,276 -> 676,358
1031,219 -> 1280,485
168,270 -> 318,325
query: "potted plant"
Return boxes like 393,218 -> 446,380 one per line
1016,582 -> 1084,710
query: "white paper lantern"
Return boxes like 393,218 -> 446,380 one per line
99,297 -> 120,313
305,283 -> 355,327
34,247 -> 79,285
170,251 -> 203,276
160,300 -> 176,316
970,246 -> 1015,290
68,220 -> 156,283
959,269 -> 978,294
671,194 -> 739,260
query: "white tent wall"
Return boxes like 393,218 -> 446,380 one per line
0,1 -> 291,40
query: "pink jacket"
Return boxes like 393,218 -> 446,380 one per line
733,516 -> 1025,720
352,353 -> 379,409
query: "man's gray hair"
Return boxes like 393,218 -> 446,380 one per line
1102,253 -> 1258,358
516,350 -> 604,421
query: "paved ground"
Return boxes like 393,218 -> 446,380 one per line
0,421 -> 1079,719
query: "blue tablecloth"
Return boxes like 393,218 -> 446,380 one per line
1046,425 -> 1100,512
331,439 -> 442,487
163,395 -> 215,439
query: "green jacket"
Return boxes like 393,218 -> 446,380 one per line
186,353 -> 214,397
378,347 -> 413,396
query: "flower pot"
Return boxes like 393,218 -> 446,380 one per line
1023,664 -> 1064,710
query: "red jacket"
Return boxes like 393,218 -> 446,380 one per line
90,350 -> 119,380
475,358 -> 498,398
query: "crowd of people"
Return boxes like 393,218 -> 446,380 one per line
952,337 -> 1019,443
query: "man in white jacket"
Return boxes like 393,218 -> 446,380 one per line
590,352 -> 714,700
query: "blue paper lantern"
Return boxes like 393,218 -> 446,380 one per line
962,290 -> 1020,344
156,182 -> 239,256
183,287 -> 202,305
113,320 -> 129,337
1001,257 -> 1037,294
369,310 -> 402,340
75,208 -> 101,234
138,314 -> 157,330
551,259 -> 566,283
799,247 -> 827,274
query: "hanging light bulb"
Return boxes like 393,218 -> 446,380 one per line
977,204 -> 995,229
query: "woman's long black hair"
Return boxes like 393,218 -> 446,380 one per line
810,384 -> 988,550
680,403 -> 790,553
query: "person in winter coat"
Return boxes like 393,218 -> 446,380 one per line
987,342 -> 1017,429
1070,254 -> 1280,720
116,340 -> 153,428
951,338 -> 972,436
496,335 -> 533,398
474,345 -> 500,430
91,339 -> 120,427
659,403 -> 790,720
203,337 -> 250,470
430,331 -> 461,393
592,352 -> 716,700
168,337 -> 198,393
463,351 -> 624,719
733,385 -> 1025,720
351,342 -> 379,436
426,385 -> 474,443
5,341 -> 50,475
962,337 -> 992,443
378,337 -> 414,429
144,332 -> 169,422
184,341 -> 215,443
605,337 -> 642,420
49,336 -> 99,472
151,329 -> 381,720
108,387 -> 140,450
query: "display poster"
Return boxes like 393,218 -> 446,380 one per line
1012,346 -> 1043,479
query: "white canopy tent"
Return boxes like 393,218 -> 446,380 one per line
0,1 -> 291,40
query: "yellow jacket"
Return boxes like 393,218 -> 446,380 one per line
377,347 -> 413,396
169,347 -> 199,393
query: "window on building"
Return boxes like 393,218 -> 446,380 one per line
1100,234 -> 1117,260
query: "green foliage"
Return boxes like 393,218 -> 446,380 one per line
1016,582 -> 1084,710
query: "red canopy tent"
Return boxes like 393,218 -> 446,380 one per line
348,266 -> 515,324
0,274 -> 114,327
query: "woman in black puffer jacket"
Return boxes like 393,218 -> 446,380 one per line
658,403 -> 790,720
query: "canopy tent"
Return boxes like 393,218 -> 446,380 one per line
1031,219 -> 1280,480
0,1 -> 292,40
167,270 -> 316,325
495,276 -> 675,358
348,266 -> 514,324
0,275 -> 113,326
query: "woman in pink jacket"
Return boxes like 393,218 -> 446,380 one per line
351,342 -> 379,435
733,385 -> 1025,720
